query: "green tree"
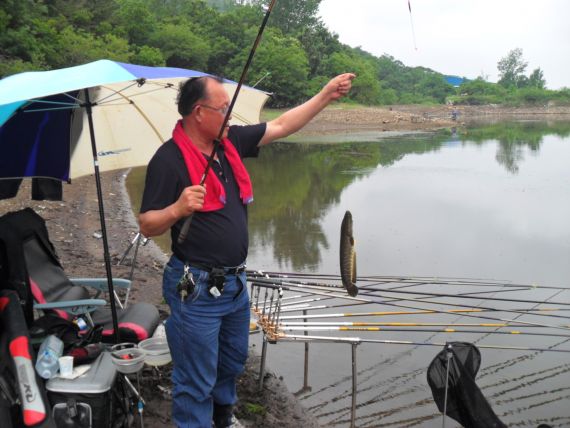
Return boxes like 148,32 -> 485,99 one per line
416,72 -> 454,103
497,48 -> 527,88
206,5 -> 264,75
320,50 -> 381,105
49,28 -> 132,67
132,45 -> 165,66
297,22 -> 341,77
148,23 -> 210,69
252,0 -> 322,34
113,0 -> 155,46
528,67 -> 546,89
228,28 -> 309,107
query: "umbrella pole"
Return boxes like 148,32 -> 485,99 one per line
84,89 -> 121,343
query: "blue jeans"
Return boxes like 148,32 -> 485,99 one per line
162,255 -> 250,428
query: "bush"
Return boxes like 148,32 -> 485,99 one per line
513,87 -> 550,105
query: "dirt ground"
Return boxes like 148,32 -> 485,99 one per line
2,104 -> 569,427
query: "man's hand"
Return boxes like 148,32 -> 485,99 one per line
260,72 -> 356,146
324,73 -> 356,101
176,185 -> 206,217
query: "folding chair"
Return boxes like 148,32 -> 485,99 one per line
0,208 -> 159,343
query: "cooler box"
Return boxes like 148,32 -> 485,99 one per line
46,352 -> 117,428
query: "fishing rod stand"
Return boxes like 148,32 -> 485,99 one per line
250,277 -> 360,425
117,231 -> 150,284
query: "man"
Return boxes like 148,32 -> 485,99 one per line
139,72 -> 354,428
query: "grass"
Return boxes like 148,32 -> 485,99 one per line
242,402 -> 266,416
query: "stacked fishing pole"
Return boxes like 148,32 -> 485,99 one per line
248,270 -> 570,352
248,210 -> 570,353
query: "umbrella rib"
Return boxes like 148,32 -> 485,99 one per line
26,98 -> 79,108
96,85 -> 164,141
95,86 -> 174,106
94,81 -> 141,104
24,105 -> 81,113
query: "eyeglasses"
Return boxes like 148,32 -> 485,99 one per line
196,104 -> 230,116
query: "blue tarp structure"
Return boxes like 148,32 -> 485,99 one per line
444,75 -> 466,87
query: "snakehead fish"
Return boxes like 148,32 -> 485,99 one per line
340,211 -> 358,297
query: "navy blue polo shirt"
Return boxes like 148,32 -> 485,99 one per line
140,123 -> 266,267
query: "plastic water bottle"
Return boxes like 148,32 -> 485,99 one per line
152,321 -> 166,339
35,335 -> 63,379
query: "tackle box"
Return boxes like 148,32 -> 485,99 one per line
46,351 -> 117,428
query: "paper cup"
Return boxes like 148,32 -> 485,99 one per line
58,356 -> 74,378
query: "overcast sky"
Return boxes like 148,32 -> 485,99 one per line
318,0 -> 570,89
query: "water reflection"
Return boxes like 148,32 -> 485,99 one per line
462,120 -> 570,173
244,120 -> 570,272
245,135 -> 451,271
127,120 -> 570,273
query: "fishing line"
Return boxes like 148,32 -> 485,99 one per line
407,0 -> 418,50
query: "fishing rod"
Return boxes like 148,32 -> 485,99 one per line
249,278 -> 570,330
256,284 -> 570,315
358,287 -> 570,324
253,275 -> 570,315
278,307 -> 570,321
356,284 -> 570,307
258,280 -> 541,310
281,321 -> 552,328
277,334 -> 570,353
277,326 -> 570,338
249,272 -> 567,307
250,276 -> 570,324
177,0 -> 277,244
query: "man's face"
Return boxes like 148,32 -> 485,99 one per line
197,79 -> 231,140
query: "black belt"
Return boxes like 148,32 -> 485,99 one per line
191,263 -> 246,275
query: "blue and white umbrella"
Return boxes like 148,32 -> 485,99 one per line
0,59 -> 269,340
0,59 -> 268,180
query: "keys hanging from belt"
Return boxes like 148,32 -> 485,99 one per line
177,264 -> 195,301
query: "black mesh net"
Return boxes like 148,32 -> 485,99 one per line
427,342 -> 506,428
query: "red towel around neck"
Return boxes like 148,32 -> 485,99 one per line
172,120 -> 253,212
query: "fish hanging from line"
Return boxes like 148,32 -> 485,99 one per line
340,210 -> 358,297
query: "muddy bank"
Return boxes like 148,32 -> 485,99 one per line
297,104 -> 570,136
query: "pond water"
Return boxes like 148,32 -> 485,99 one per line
127,120 -> 570,427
